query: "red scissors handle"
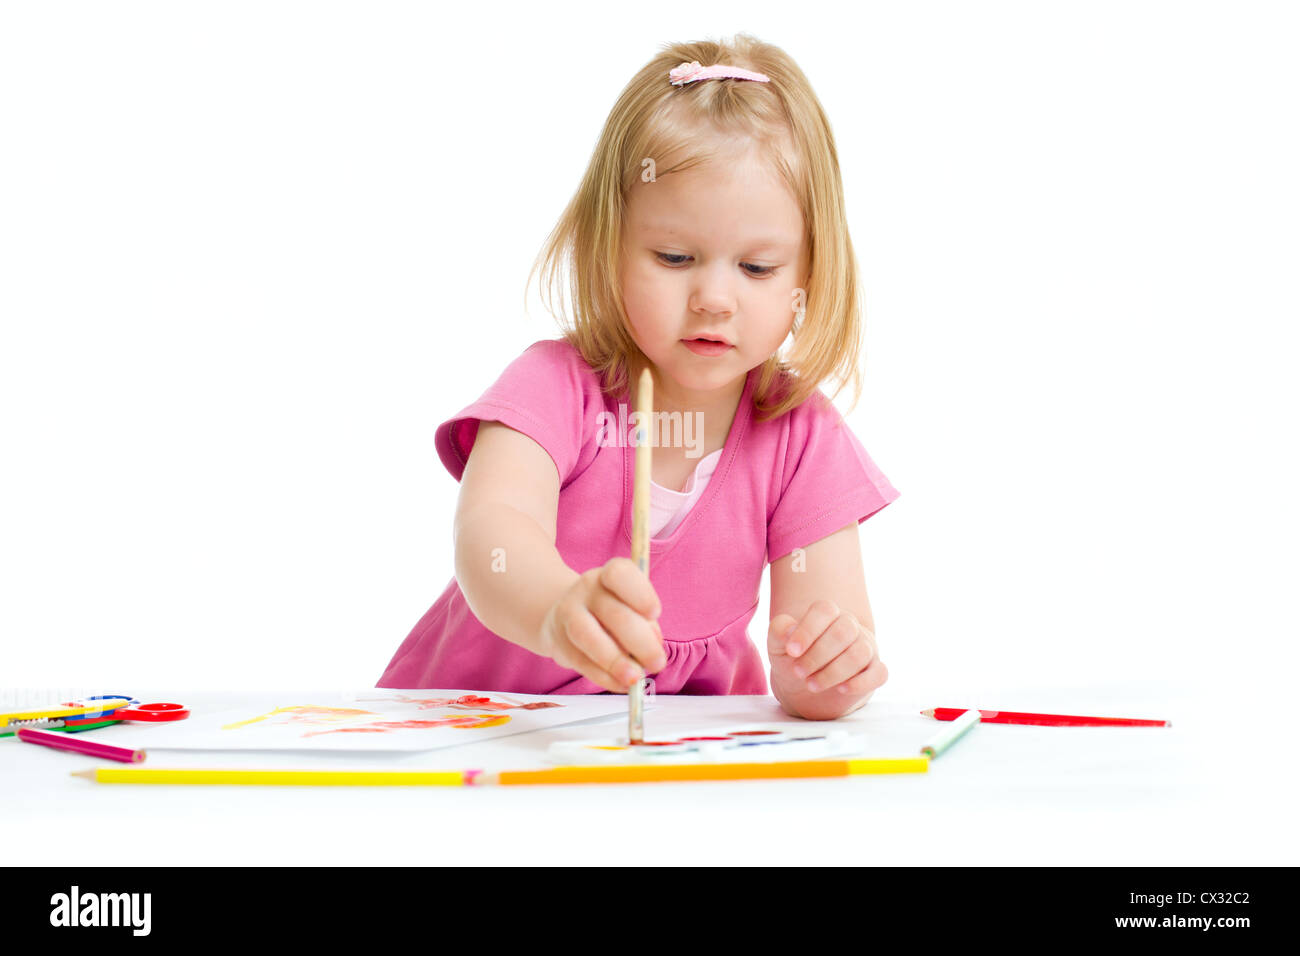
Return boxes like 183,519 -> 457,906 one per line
112,702 -> 190,721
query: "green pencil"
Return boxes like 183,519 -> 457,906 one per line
920,708 -> 980,758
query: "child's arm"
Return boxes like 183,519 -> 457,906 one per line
453,421 -> 664,691
766,522 -> 887,720
454,421 -> 578,657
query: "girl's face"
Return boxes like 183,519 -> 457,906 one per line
619,145 -> 808,410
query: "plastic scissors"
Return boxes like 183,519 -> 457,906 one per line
59,695 -> 190,724
1,694 -> 190,735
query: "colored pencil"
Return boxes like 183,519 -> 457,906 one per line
920,708 -> 980,757
71,768 -> 467,786
71,757 -> 930,786
17,727 -> 145,763
628,365 -> 653,744
921,708 -> 1170,728
0,701 -> 126,728
61,720 -> 123,734
490,757 -> 928,784
0,718 -> 121,737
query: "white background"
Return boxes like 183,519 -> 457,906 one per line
2,1 -> 1297,862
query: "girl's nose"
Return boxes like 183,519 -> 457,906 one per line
689,263 -> 737,317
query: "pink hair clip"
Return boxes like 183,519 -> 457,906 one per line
668,60 -> 771,86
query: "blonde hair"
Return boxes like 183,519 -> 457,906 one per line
528,33 -> 864,421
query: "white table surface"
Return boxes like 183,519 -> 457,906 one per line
5,682 -> 1290,866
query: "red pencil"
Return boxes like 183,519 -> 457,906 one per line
921,708 -> 1170,728
16,727 -> 146,762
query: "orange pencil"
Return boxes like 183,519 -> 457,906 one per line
489,757 -> 928,785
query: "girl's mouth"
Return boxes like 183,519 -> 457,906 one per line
682,338 -> 733,356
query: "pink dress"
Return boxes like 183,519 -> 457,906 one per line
376,339 -> 899,695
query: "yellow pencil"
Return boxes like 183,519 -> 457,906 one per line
71,768 -> 467,786
71,757 -> 929,786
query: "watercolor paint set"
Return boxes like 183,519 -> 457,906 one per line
546,726 -> 869,764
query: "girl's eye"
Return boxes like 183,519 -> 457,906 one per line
655,253 -> 776,277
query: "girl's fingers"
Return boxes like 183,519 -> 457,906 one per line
782,600 -> 841,659
562,654 -> 627,694
803,638 -> 874,694
766,613 -> 800,656
796,614 -> 875,685
832,656 -> 889,698
553,635 -> 627,693
599,558 -> 662,621
785,602 -> 851,674
588,586 -> 666,673
562,607 -> 642,691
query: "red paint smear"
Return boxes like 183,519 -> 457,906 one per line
360,694 -> 563,712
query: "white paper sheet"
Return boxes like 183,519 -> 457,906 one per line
101,689 -> 631,752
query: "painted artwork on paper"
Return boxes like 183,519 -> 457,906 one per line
101,690 -> 627,753
221,704 -> 516,737
220,694 -> 564,738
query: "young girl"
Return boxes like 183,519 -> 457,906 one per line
378,35 -> 899,720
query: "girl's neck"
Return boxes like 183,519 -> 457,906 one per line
631,358 -> 748,456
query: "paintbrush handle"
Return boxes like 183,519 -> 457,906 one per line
627,367 -> 654,744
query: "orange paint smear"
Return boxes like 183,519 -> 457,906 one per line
302,713 -> 511,737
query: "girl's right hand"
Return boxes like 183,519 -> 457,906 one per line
539,557 -> 667,693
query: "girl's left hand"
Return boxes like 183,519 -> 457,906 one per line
768,601 -> 888,717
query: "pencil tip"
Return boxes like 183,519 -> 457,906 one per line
920,708 -> 934,717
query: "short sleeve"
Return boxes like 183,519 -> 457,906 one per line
766,394 -> 900,562
434,340 -> 592,486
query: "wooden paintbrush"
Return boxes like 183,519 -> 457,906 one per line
628,366 -> 653,744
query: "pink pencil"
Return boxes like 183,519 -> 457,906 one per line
16,727 -> 146,763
